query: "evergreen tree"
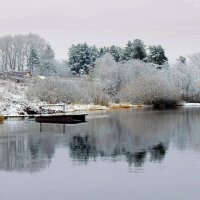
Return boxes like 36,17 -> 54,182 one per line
99,47 -> 109,57
40,44 -> 56,75
99,46 -> 124,62
99,47 -> 110,57
28,47 -> 40,72
147,45 -> 168,65
109,45 -> 124,62
123,39 -> 147,61
90,45 -> 100,66
68,43 -> 99,74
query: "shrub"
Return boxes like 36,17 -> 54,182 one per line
92,54 -> 154,100
119,74 -> 181,107
26,77 -> 110,105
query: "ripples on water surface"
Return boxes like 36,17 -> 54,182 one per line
0,108 -> 200,200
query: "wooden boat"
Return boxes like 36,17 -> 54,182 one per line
35,114 -> 87,124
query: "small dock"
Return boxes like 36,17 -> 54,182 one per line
35,114 -> 87,124
1,105 -> 88,124
35,104 -> 87,124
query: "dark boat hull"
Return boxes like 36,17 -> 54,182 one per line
35,114 -> 87,124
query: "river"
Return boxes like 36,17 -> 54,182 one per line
0,107 -> 200,200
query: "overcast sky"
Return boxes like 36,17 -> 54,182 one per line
0,0 -> 200,61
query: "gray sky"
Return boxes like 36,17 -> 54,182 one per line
1,0 -> 200,61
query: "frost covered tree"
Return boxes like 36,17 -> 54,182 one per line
123,39 -> 147,61
93,53 -> 128,97
0,33 -> 48,72
68,43 -> 99,74
171,55 -> 200,102
92,53 -> 158,99
99,47 -> 109,57
121,59 -> 154,83
39,44 -> 56,75
90,45 -> 100,67
188,53 -> 200,69
147,45 -> 168,65
109,45 -> 124,62
99,46 -> 124,62
28,47 -> 40,73
55,60 -> 72,77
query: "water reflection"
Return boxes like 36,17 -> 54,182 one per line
0,108 -> 200,173
149,143 -> 167,162
69,135 -> 97,164
0,130 -> 55,172
126,151 -> 147,167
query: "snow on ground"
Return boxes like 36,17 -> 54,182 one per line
181,102 -> 200,107
0,79 -> 29,116
0,79 -> 109,116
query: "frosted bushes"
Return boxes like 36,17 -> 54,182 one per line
0,79 -> 26,102
185,81 -> 200,103
27,78 -> 75,103
93,54 -> 178,106
119,74 -> 181,107
92,54 -> 122,96
26,78 -> 110,105
93,54 -> 153,100
117,56 -> 200,105
82,82 -> 110,106
171,60 -> 200,102
26,52 -> 200,106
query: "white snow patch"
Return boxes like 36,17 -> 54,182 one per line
181,102 -> 200,107
38,76 -> 46,80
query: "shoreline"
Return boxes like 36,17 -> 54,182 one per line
1,103 -> 133,118
1,102 -> 200,118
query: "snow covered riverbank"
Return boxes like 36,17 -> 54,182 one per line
1,78 -> 200,117
0,79 -> 111,116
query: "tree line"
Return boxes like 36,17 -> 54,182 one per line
0,34 -> 169,75
68,39 -> 168,74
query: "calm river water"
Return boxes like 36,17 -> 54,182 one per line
0,108 -> 200,200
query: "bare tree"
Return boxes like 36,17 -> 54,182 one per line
0,34 -> 47,72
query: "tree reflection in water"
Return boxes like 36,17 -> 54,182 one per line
126,151 -> 147,167
69,135 -> 97,164
68,135 -> 167,167
149,143 -> 167,162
